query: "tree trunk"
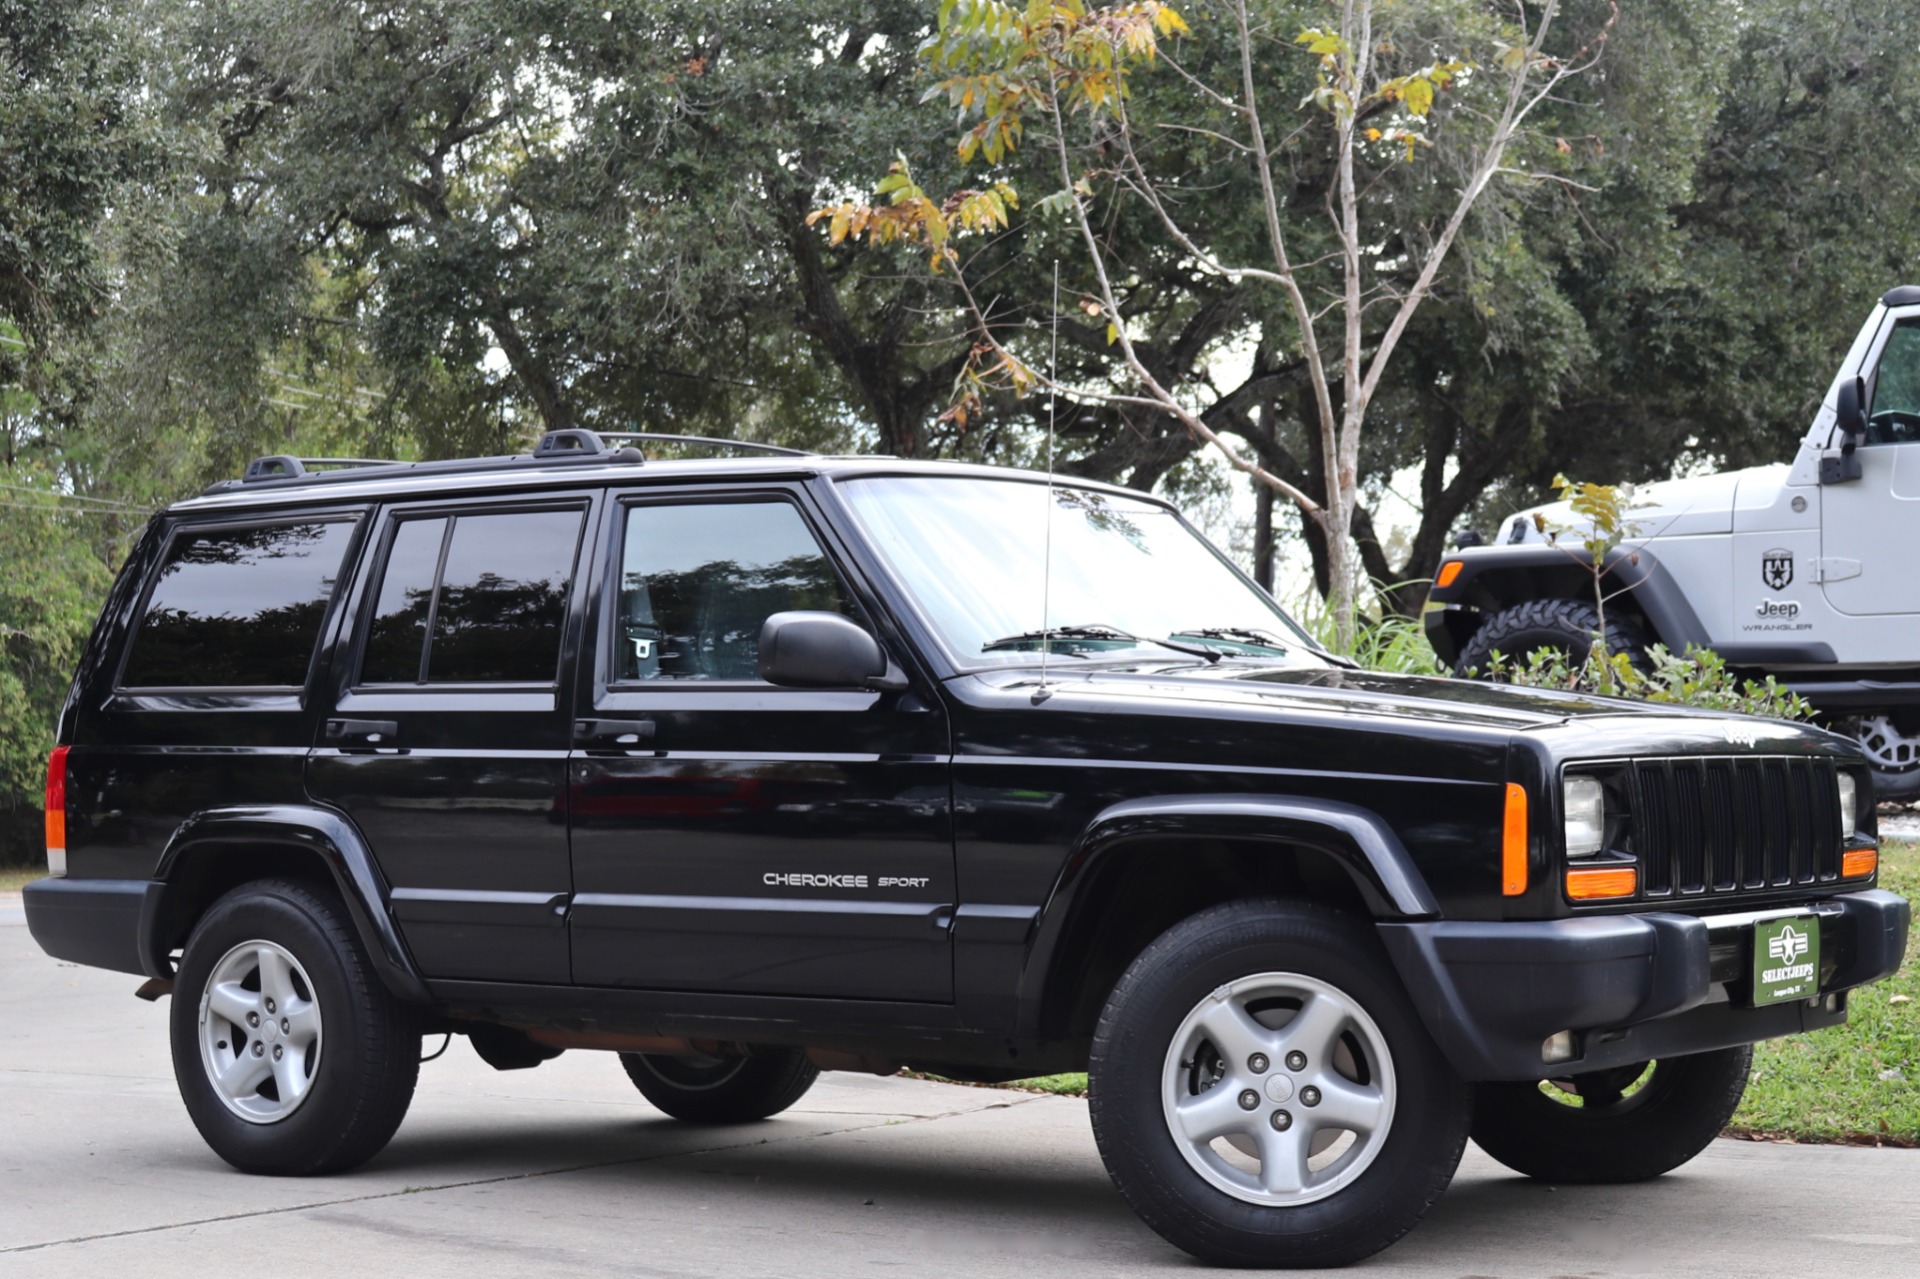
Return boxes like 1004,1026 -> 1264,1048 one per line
1253,481 -> 1275,592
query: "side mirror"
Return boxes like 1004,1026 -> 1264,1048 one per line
757,612 -> 907,691
1821,375 -> 1868,484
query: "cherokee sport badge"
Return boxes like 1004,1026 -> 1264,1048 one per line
1761,548 -> 1793,590
1752,916 -> 1819,1006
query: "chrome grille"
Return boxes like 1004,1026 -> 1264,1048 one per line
1628,756 -> 1841,899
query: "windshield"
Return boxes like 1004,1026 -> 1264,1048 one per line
837,475 -> 1325,669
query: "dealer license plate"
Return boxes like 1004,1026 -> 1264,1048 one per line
1752,916 -> 1820,1006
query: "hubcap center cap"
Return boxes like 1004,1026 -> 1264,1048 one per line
260,1018 -> 280,1043
1264,1073 -> 1295,1104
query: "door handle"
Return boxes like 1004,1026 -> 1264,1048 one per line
574,718 -> 657,748
326,718 -> 400,745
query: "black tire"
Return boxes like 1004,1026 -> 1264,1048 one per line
1844,714 -> 1920,803
1470,1046 -> 1752,1184
1088,899 -> 1470,1268
169,878 -> 422,1175
1456,597 -> 1648,678
619,1047 -> 819,1123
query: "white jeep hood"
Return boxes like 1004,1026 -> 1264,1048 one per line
1502,464 -> 1787,543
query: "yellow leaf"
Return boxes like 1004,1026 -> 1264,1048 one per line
1364,127 -> 1381,141
829,207 -> 851,245
1404,76 -> 1434,116
1105,321 -> 1119,345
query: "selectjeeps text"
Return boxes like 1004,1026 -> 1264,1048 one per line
24,430 -> 1910,1267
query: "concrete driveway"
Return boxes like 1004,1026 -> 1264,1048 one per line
3,896 -> 1917,1277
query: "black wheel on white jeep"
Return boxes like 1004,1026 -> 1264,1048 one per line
1456,598 -> 1648,679
169,879 -> 422,1175
619,1047 -> 819,1122
1850,713 -> 1920,803
1088,899 -> 1470,1268
1469,1046 -> 1752,1184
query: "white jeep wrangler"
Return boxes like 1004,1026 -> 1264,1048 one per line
1425,284 -> 1920,800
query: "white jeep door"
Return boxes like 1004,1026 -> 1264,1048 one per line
1821,312 -> 1920,617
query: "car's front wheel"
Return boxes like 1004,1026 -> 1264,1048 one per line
619,1047 -> 819,1122
1088,899 -> 1470,1268
169,878 -> 422,1174
1470,1047 -> 1752,1184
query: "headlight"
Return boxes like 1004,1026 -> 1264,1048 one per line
1838,773 -> 1858,836
1564,775 -> 1606,857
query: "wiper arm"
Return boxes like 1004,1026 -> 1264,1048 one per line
1177,626 -> 1291,653
983,623 -> 1221,663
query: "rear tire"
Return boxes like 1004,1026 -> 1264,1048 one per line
1088,899 -> 1469,1268
1470,1046 -> 1752,1184
170,878 -> 421,1175
1457,597 -> 1648,679
619,1047 -> 819,1122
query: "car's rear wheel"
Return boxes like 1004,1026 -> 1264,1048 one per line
1470,1046 -> 1752,1184
1088,899 -> 1469,1268
1456,597 -> 1648,680
619,1047 -> 819,1122
170,878 -> 421,1174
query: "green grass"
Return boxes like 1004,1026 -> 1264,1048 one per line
1730,840 -> 1920,1145
991,844 -> 1920,1142
0,866 -> 41,893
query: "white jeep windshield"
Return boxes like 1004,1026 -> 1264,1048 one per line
837,475 -> 1325,669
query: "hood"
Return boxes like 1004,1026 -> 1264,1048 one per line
1502,464 -> 1787,543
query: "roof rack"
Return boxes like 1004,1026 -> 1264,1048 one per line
212,429 -> 815,494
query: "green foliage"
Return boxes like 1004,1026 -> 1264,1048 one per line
1479,642 -> 1817,721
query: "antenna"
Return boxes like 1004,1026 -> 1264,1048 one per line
1035,260 -> 1060,705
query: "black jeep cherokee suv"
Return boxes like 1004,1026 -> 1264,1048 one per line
24,430 -> 1910,1267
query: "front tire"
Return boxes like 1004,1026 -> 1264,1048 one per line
1470,1046 -> 1752,1184
619,1047 -> 819,1123
1456,597 -> 1648,679
170,878 -> 421,1175
1088,900 -> 1469,1268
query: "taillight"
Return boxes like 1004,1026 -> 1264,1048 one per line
45,746 -> 69,877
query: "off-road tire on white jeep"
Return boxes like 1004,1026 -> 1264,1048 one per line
619,1047 -> 819,1122
169,878 -> 422,1175
1088,899 -> 1470,1268
1456,598 -> 1649,678
1469,1046 -> 1752,1184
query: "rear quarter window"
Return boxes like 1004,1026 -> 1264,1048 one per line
120,519 -> 359,689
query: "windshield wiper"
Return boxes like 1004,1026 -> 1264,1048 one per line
983,623 -> 1221,663
1175,626 -> 1291,653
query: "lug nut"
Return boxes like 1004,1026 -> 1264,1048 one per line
281,1019 -> 290,1034
1301,1086 -> 1321,1107
246,1012 -> 259,1027
265,998 -> 276,1014
1285,1050 -> 1307,1071
252,1042 -> 265,1057
1270,1109 -> 1293,1132
1238,1089 -> 1260,1111
272,1045 -> 282,1060
1248,1053 -> 1270,1074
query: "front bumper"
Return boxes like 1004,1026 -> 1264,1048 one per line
1378,889 -> 1909,1081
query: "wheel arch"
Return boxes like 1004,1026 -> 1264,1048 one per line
1019,796 -> 1438,1044
1424,544 -> 1708,667
142,805 -> 429,1003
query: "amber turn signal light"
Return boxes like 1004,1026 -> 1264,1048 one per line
1842,846 -> 1879,879
1502,783 -> 1528,896
1566,865 -> 1637,900
1436,560 -> 1464,588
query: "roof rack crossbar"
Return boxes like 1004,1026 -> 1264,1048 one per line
598,432 -> 813,458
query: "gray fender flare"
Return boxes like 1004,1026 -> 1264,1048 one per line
141,805 -> 429,1004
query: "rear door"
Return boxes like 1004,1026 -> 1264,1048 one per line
308,493 -> 592,984
566,484 -> 955,1001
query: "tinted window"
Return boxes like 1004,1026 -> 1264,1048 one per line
122,521 -> 357,688
617,502 -> 849,681
360,517 -> 446,684
430,511 -> 581,682
1870,318 -> 1920,444
358,508 -> 582,685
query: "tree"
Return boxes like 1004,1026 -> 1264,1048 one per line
819,0 -> 1615,647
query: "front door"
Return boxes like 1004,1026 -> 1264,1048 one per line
1823,312 -> 1920,617
567,487 -> 955,1001
308,496 -> 592,983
